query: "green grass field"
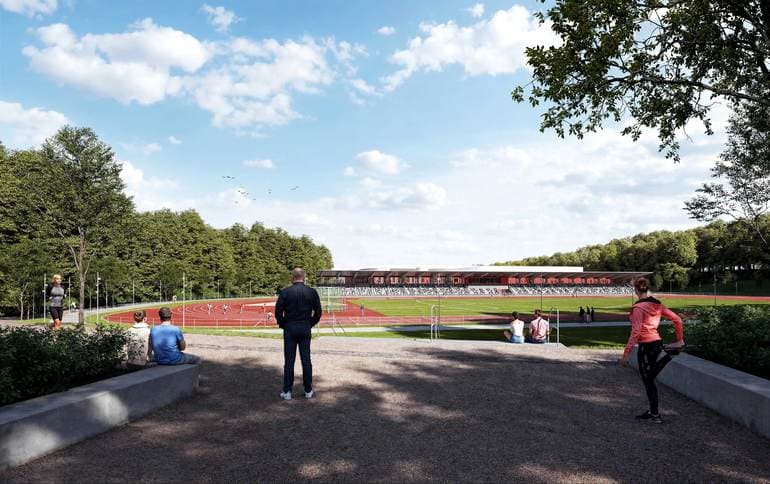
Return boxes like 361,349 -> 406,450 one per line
348,295 -> 770,318
333,326 -> 633,348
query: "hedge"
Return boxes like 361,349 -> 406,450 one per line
0,324 -> 129,406
666,305 -> 770,380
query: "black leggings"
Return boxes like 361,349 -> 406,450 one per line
637,341 -> 672,414
50,306 -> 64,322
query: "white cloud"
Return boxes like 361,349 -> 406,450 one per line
186,36 -> 363,130
120,159 -> 182,211
120,141 -> 162,155
168,135 -> 182,144
23,20 -> 212,105
0,0 -> 56,16
201,4 -> 241,33
349,78 -> 378,96
0,100 -> 68,148
467,3 -> 485,18
23,21 -> 366,132
343,166 -> 356,177
377,26 -> 396,36
383,5 -> 558,90
242,158 -> 275,169
108,113 -> 727,268
355,150 -> 409,175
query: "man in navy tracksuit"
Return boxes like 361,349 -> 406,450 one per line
276,268 -> 322,400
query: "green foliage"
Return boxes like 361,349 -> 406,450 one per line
516,0 -> 770,161
685,101 -> 770,250
0,128 -> 334,317
0,324 -> 129,406
496,216 -> 770,291
684,306 -> 770,379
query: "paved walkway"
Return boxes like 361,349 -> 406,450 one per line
2,335 -> 769,483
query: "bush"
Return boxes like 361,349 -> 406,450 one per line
675,305 -> 770,380
0,324 -> 129,406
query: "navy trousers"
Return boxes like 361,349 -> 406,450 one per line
283,323 -> 313,393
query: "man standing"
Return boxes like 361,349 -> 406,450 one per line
275,268 -> 322,401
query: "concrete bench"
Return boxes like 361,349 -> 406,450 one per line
0,364 -> 199,470
630,348 -> 770,439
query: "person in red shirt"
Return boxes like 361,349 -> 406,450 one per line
621,277 -> 685,423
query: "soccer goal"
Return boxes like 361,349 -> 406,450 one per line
317,286 -> 346,313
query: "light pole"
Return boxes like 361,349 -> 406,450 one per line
216,280 -> 220,299
132,279 -> 135,305
159,280 -> 162,303
249,280 -> 252,297
96,272 -> 101,324
182,272 -> 186,329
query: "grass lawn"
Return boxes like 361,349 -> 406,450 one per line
331,326 -> 632,349
348,295 -> 770,318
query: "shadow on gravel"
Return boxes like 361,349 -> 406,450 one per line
3,342 -> 770,483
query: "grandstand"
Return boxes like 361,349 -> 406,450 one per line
317,266 -> 650,297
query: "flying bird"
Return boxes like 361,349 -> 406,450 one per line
222,175 -> 235,180
290,185 -> 300,191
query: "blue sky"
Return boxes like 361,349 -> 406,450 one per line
0,0 -> 728,267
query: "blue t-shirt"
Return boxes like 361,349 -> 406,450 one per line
150,324 -> 184,364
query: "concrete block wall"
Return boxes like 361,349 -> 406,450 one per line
630,348 -> 770,440
0,364 -> 199,470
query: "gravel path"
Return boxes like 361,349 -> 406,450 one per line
2,334 -> 770,483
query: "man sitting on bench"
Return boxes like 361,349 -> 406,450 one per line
526,310 -> 550,344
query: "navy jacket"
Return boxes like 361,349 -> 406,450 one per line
275,282 -> 322,327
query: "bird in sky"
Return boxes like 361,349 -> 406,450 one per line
290,185 -> 300,191
222,175 -> 235,180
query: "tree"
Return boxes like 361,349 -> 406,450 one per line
20,126 -> 133,326
513,1 -> 770,160
685,101 -> 770,249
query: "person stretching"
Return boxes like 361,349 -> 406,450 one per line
621,278 -> 685,424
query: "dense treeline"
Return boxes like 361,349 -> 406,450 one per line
0,132 -> 333,318
496,217 -> 770,292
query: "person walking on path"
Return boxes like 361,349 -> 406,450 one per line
620,278 -> 685,424
275,268 -> 322,401
46,274 -> 65,329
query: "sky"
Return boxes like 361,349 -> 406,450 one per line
0,0 -> 730,268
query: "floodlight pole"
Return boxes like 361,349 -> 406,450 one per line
182,272 -> 186,329
43,273 -> 47,321
132,280 -> 135,305
96,272 -> 101,325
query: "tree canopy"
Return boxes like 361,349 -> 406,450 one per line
495,216 -> 770,291
514,0 -> 770,160
0,128 -> 334,318
685,99 -> 770,249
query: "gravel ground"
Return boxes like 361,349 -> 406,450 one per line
2,334 -> 770,483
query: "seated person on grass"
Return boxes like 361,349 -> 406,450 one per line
126,310 -> 152,368
503,311 -> 525,344
526,310 -> 550,344
149,307 -> 200,365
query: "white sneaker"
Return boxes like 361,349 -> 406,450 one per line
280,391 -> 292,401
305,390 -> 314,399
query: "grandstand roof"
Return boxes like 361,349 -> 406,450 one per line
318,266 -> 651,282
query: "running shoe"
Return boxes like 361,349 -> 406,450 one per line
280,391 -> 292,401
663,343 -> 687,356
635,411 -> 663,423
305,389 -> 314,399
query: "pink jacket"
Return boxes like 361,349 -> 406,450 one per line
623,297 -> 684,359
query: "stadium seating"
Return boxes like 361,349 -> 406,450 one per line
324,284 -> 632,297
